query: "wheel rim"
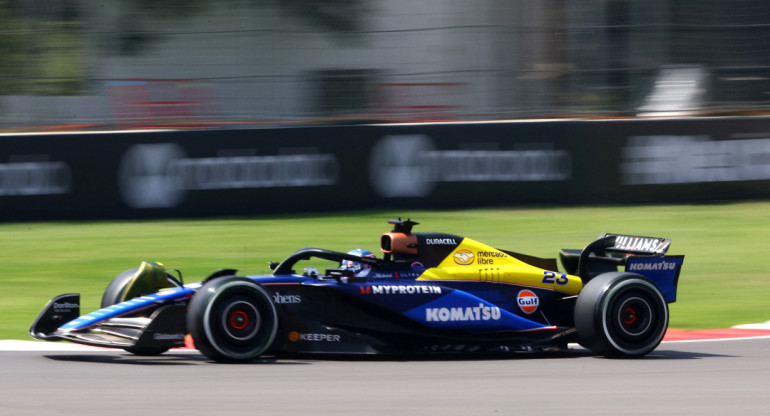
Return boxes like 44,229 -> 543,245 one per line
220,300 -> 261,342
614,296 -> 653,339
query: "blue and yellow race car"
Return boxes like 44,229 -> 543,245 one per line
30,219 -> 684,362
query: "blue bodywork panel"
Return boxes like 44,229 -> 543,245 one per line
58,283 -> 200,331
625,256 -> 684,302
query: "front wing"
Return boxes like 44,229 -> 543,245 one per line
30,288 -> 193,351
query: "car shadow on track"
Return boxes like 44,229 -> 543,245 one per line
42,352 -> 311,366
294,348 -> 732,362
561,344 -> 735,360
41,347 -> 732,365
633,349 -> 734,360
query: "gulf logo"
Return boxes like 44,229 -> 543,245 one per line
454,249 -> 475,265
517,290 -> 539,314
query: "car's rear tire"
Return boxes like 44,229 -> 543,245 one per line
575,272 -> 668,357
187,276 -> 278,363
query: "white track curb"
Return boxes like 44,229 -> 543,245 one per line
0,340 -> 104,351
731,320 -> 770,330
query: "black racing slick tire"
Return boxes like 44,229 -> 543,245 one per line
100,267 -> 170,356
187,277 -> 278,363
101,267 -> 139,308
574,272 -> 669,358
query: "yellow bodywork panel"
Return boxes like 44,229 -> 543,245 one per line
417,238 -> 582,295
121,261 -> 173,302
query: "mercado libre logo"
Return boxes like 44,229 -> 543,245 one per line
517,290 -> 539,314
454,250 -> 475,265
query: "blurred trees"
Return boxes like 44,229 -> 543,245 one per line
0,0 -> 363,96
0,0 -> 83,95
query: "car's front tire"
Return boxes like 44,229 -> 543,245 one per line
575,272 -> 668,357
101,266 -> 171,356
101,267 -> 140,308
187,276 -> 278,363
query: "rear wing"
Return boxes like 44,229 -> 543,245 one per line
560,233 -> 684,302
603,234 -> 671,255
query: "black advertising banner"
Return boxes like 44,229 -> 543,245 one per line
587,119 -> 770,202
365,122 -> 581,206
2,117 -> 770,221
0,128 -> 368,221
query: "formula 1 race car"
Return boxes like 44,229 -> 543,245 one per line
30,219 -> 684,362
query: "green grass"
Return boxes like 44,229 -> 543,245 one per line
3,202 -> 769,340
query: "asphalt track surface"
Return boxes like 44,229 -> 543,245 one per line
1,337 -> 769,416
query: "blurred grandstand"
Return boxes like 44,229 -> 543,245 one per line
2,0 -> 770,131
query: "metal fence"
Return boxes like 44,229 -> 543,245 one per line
2,0 -> 770,130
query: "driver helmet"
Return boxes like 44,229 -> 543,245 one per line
340,249 -> 376,274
